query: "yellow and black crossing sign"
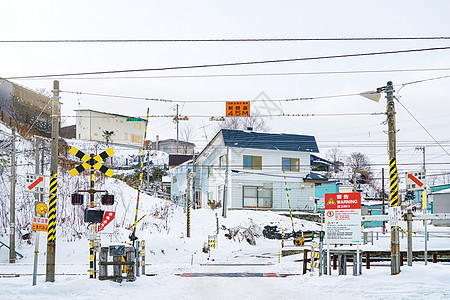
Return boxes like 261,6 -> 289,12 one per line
389,157 -> 399,207
47,174 -> 57,243
69,147 -> 115,177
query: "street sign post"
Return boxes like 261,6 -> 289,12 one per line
325,192 -> 362,244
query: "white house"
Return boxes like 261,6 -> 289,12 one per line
194,129 -> 320,211
75,109 -> 146,146
168,160 -> 194,207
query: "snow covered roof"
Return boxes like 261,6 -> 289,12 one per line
221,129 -> 319,152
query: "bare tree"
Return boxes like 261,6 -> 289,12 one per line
326,148 -> 346,173
346,152 -> 373,183
102,130 -> 114,146
180,123 -> 195,143
216,115 -> 270,132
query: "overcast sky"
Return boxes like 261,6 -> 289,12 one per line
1,0 -> 450,185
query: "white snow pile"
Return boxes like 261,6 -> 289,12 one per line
0,131 -> 449,299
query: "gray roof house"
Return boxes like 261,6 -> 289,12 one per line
194,129 -> 319,211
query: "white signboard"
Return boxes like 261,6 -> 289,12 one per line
26,174 -> 46,194
389,206 -> 402,227
405,171 -> 426,191
325,192 -> 361,244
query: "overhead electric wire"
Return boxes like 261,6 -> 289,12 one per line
6,46 -> 450,80
395,97 -> 450,161
14,67 -> 450,81
2,37 -> 450,43
59,73 -> 450,104
60,90 -> 360,103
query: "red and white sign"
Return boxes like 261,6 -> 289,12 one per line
98,211 -> 115,232
26,174 -> 46,194
32,216 -> 48,232
325,192 -> 361,244
405,171 -> 426,191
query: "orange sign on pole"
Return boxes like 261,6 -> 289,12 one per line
226,101 -> 250,117
32,217 -> 49,232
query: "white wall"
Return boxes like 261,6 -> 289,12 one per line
76,110 -> 145,146
195,134 -> 316,211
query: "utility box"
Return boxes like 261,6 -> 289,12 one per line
84,209 -> 104,223
99,246 -> 136,282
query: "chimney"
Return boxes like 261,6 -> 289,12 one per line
156,135 -> 160,150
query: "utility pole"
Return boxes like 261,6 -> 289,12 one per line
9,128 -> 16,263
222,146 -> 230,218
176,104 -> 179,153
352,169 -> 357,192
416,146 -> 428,264
382,168 -> 386,234
186,169 -> 191,237
46,80 -> 60,282
32,137 -> 41,285
380,81 -> 401,275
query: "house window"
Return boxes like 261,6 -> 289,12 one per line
163,145 -> 169,151
134,123 -> 141,129
172,176 -> 177,183
282,157 -> 300,172
208,166 -> 214,178
243,186 -> 272,208
243,155 -> 262,170
124,133 -> 128,140
219,155 -> 227,168
131,134 -> 142,143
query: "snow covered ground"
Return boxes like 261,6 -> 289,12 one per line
0,132 -> 449,299
1,188 -> 450,299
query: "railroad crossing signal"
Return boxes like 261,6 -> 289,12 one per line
69,147 -> 115,177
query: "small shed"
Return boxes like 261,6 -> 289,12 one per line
431,188 -> 450,226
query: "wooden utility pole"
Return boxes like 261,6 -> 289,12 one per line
9,128 -> 16,263
186,169 -> 191,237
383,81 -> 401,275
46,80 -> 60,282
32,137 -> 41,286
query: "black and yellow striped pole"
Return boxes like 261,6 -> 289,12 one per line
130,108 -> 150,245
282,171 -> 297,241
385,81 -> 401,275
89,154 -> 97,279
47,174 -> 57,244
283,172 -> 295,233
46,80 -> 59,282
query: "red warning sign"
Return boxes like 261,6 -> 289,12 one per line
325,192 -> 361,210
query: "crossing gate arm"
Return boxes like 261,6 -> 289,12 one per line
361,213 -> 450,222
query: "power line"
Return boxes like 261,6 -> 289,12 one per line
59,73 -> 450,103
2,37 -> 450,43
395,97 -> 450,161
15,67 -> 450,81
7,46 -> 450,80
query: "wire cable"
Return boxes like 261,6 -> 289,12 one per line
14,67 -> 450,81
2,37 -> 450,43
395,97 -> 450,161
6,46 -> 450,80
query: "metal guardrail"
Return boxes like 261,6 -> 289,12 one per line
361,213 -> 450,222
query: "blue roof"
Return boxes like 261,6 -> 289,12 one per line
221,129 -> 319,153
